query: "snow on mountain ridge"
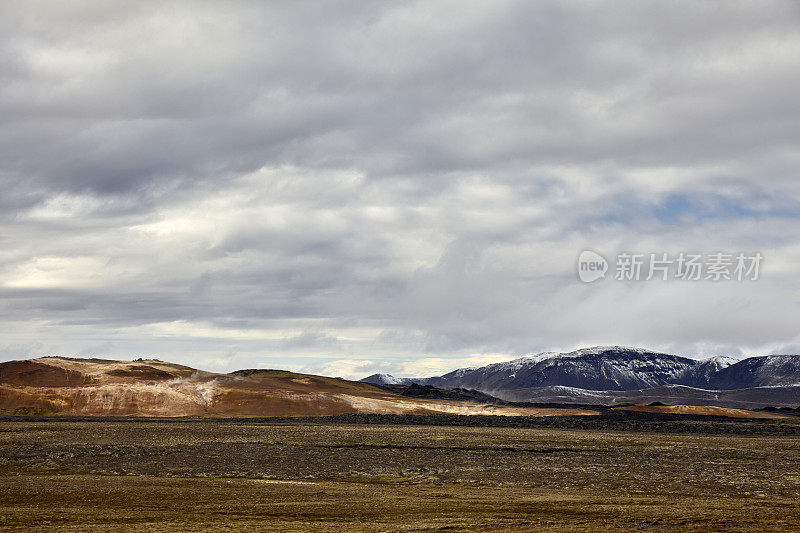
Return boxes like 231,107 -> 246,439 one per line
700,355 -> 737,366
360,349 -> 800,394
361,373 -> 413,385
478,346 -> 669,373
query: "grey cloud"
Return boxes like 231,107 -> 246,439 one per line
1,1 -> 799,373
2,2 -> 797,194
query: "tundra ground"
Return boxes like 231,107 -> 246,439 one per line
0,417 -> 799,531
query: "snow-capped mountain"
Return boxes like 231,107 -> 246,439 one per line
360,373 -> 414,386
689,356 -> 737,385
428,347 -> 700,393
360,347 -> 800,400
703,355 -> 800,389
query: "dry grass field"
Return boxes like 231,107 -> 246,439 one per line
0,417 -> 799,531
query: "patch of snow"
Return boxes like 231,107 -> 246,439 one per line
699,355 -> 737,368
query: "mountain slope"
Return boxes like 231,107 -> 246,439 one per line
687,356 -> 737,386
433,347 -> 700,392
704,356 -> 800,389
0,357 -> 595,417
364,347 -> 703,392
499,384 -> 800,409
360,347 -> 800,408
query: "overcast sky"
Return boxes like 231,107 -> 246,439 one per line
1,1 -> 799,378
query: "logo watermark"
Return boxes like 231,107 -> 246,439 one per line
577,250 -> 609,283
577,250 -> 763,283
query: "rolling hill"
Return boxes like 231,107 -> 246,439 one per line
0,356 -> 596,417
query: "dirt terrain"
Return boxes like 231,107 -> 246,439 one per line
0,357 -> 595,417
0,416 -> 799,531
614,403 -> 795,419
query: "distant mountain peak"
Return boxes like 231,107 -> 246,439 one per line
361,373 -> 411,385
359,347 -> 800,404
483,346 -> 687,374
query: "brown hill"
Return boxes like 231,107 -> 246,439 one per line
0,357 -> 597,417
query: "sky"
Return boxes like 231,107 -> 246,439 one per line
1,1 -> 800,379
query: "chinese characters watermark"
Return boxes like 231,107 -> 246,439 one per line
577,250 -> 762,283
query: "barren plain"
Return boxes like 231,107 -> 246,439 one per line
1,416 -> 799,531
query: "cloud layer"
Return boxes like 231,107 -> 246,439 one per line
2,1 -> 800,378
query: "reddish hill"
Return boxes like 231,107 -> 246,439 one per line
0,357 -> 597,417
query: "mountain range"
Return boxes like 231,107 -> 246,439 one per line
3,347 -> 798,416
361,346 -> 800,409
